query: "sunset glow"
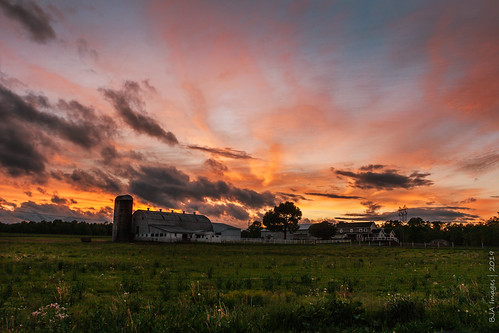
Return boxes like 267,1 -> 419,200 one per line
0,0 -> 498,226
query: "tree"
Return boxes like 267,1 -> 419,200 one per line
262,201 -> 302,240
248,221 -> 263,238
308,221 -> 336,240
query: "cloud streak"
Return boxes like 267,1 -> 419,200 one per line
334,166 -> 433,190
0,0 -> 55,43
188,145 -> 254,159
101,81 -> 178,146
305,192 -> 363,200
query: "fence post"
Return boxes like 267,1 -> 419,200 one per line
412,242 -> 414,248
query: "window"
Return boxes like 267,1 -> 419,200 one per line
350,228 -> 353,233
339,229 -> 343,233
136,226 -> 139,235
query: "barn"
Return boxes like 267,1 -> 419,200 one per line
133,209 -> 214,242
113,195 -> 217,243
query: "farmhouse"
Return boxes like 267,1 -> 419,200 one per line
336,222 -> 376,241
335,222 -> 398,243
112,195 -> 239,243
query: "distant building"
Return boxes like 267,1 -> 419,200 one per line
336,222 -> 376,241
336,222 -> 398,243
212,222 -> 241,242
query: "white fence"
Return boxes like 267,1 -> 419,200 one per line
227,238 -> 351,245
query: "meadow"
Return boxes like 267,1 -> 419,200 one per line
0,234 -> 497,332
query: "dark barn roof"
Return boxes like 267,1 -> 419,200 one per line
133,210 -> 213,234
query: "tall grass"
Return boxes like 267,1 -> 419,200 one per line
0,235 -> 497,332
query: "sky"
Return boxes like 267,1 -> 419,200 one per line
0,0 -> 498,227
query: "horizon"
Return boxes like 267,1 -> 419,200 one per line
0,0 -> 498,228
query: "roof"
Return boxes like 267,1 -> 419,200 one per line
336,222 -> 375,228
371,228 -> 384,234
212,222 -> 241,233
297,223 -> 312,231
133,210 -> 213,233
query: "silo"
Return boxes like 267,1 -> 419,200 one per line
112,195 -> 133,242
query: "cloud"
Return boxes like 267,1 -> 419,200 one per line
0,200 -> 112,223
128,165 -> 276,217
0,197 -> 17,209
334,166 -> 433,190
337,206 -> 480,223
204,158 -> 228,175
0,120 -> 47,177
361,201 -> 382,215
101,81 -> 178,146
457,152 -> 499,175
359,164 -> 385,171
52,169 -> 125,194
188,145 -> 254,159
50,194 -> 73,205
459,197 -> 477,204
76,38 -> 98,61
1,84 -> 116,149
305,192 -> 363,200
0,83 -> 119,180
276,192 -> 309,202
0,0 -> 56,43
191,202 -> 249,221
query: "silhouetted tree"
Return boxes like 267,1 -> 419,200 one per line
263,202 -> 302,240
248,221 -> 263,238
308,221 -> 336,240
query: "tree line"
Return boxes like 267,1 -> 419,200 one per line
0,220 -> 112,236
242,201 -> 499,246
382,216 -> 499,246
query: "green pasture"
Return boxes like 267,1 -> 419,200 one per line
0,235 -> 497,332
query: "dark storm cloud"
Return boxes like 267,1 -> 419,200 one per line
334,166 -> 433,190
361,201 -> 382,214
101,81 -> 178,146
188,145 -> 254,159
0,200 -> 112,223
129,165 -> 276,211
204,158 -> 228,175
0,84 -> 115,149
457,152 -> 499,175
337,206 -> 480,223
305,192 -> 363,200
52,169 -> 125,194
50,194 -> 68,205
0,122 -> 47,177
0,0 -> 56,43
192,202 -> 249,221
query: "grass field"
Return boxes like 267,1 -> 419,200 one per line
1,234 -> 497,332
